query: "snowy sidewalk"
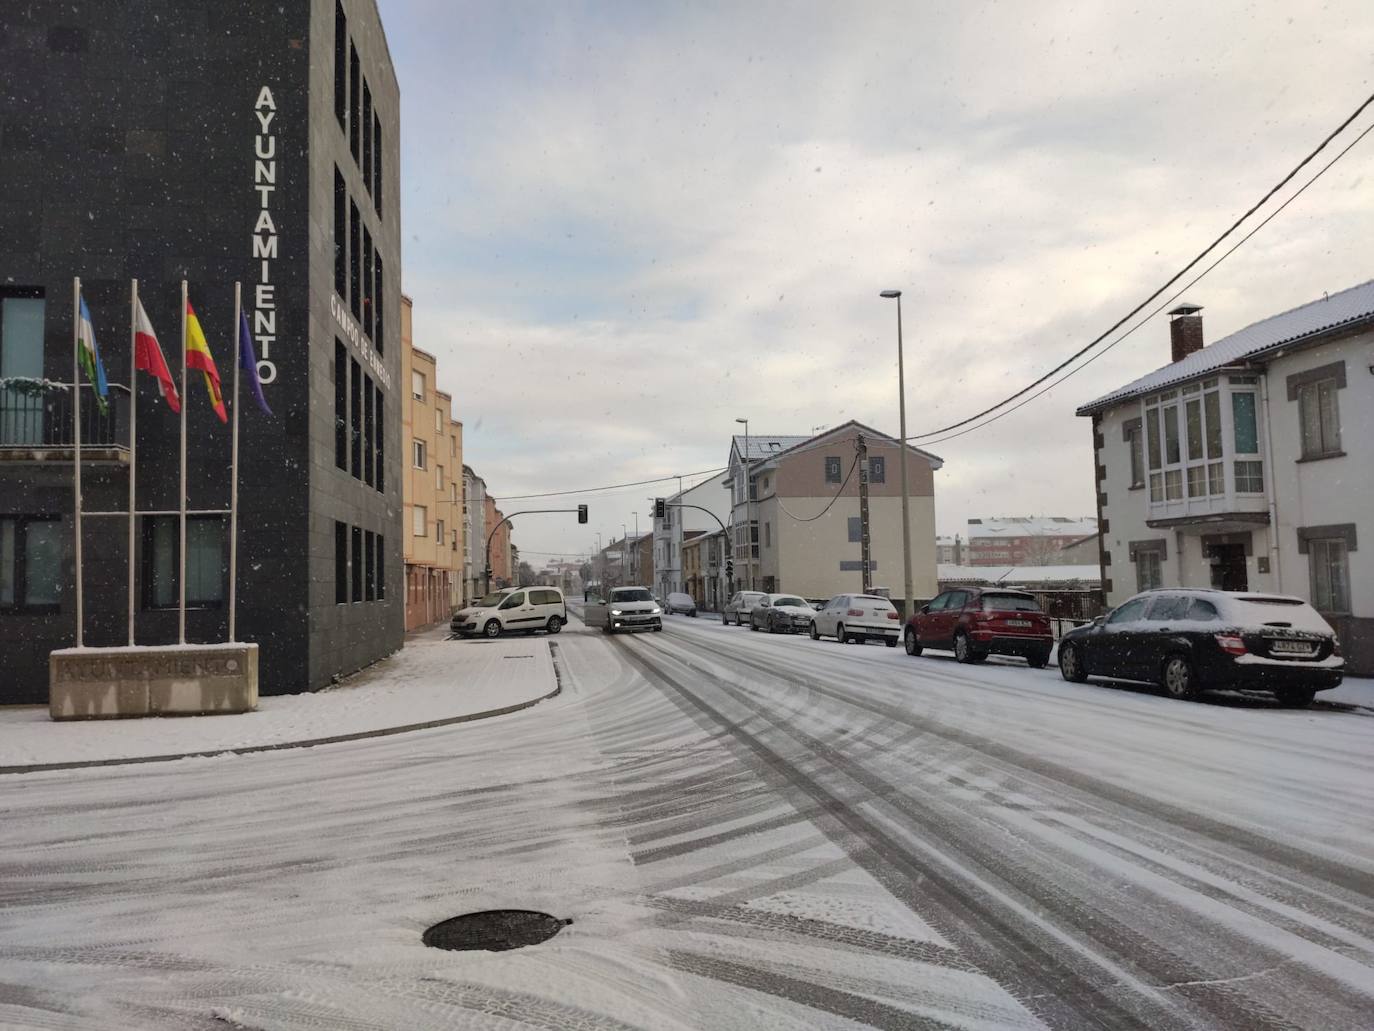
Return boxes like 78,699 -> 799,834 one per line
0,625 -> 558,771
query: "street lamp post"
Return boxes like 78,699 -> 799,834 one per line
633,512 -> 639,583
880,290 -> 914,622
735,417 -> 750,590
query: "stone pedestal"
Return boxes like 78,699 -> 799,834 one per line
49,644 -> 259,720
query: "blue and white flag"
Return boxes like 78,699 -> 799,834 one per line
76,296 -> 110,415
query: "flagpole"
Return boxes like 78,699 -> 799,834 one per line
178,279 -> 188,645
72,277 -> 84,649
127,279 -> 138,646
229,282 -> 241,643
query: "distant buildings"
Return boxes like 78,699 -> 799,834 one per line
965,517 -> 1100,566
1079,284 -> 1374,674
652,472 -> 731,598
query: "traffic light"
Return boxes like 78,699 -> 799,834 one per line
577,504 -> 588,524
726,559 -> 734,579
654,498 -> 666,519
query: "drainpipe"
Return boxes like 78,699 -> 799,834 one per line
1259,374 -> 1282,591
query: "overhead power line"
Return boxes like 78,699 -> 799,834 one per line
491,466 -> 726,502
904,89 -> 1374,442
773,452 -> 859,522
915,114 -> 1374,450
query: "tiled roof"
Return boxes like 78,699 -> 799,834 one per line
1077,279 -> 1374,415
732,435 -> 811,460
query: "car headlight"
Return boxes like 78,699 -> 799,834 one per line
650,606 -> 662,615
611,609 -> 623,616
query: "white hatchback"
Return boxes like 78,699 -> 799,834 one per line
810,593 -> 901,646
451,587 -> 567,638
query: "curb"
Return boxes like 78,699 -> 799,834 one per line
0,641 -> 565,777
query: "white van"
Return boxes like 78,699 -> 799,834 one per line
451,586 -> 568,638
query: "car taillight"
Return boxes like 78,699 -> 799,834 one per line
847,608 -> 864,617
886,611 -> 898,620
1215,633 -> 1247,656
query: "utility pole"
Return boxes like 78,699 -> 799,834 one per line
735,417 -> 751,590
881,289 -> 915,620
856,433 -> 872,593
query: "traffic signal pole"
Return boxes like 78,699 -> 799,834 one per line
485,506 -> 587,595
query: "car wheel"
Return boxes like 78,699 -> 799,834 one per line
1276,686 -> 1316,707
722,613 -> 729,625
1161,654 -> 1198,700
954,632 -> 975,663
750,619 -> 759,631
1026,649 -> 1050,669
483,619 -> 502,639
904,628 -> 923,656
836,623 -> 848,644
768,619 -> 780,634
545,615 -> 562,635
690,610 -> 697,618
809,621 -> 820,640
1059,642 -> 1088,682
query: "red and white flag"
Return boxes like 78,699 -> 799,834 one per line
134,298 -> 181,413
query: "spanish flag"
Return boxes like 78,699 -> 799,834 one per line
184,300 -> 227,422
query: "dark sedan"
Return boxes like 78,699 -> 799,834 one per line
1058,589 -> 1343,706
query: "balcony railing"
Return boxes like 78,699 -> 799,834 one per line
0,381 -> 130,456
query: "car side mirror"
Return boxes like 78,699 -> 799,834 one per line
1092,615 -> 1106,626
919,605 -> 930,615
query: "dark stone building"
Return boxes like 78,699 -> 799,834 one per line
0,1 -> 403,703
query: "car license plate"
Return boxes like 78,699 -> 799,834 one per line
1006,619 -> 1032,628
1271,640 -> 1313,654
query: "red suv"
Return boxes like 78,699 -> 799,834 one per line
905,588 -> 1053,667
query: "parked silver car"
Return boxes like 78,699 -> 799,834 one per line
749,594 -> 816,633
722,590 -> 767,626
665,592 -> 697,616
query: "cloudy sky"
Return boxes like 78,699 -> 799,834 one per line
378,0 -> 1373,566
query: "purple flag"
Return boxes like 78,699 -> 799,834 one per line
238,311 -> 273,415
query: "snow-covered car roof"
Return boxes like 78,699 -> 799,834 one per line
1130,590 -> 1334,634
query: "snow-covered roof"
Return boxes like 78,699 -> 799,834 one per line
1078,279 -> 1374,415
937,564 -> 1102,584
967,517 -> 1098,538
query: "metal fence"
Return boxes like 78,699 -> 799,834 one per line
0,382 -> 128,450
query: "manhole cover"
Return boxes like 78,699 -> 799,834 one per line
423,910 -> 571,952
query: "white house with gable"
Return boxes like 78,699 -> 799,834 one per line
1078,283 -> 1374,675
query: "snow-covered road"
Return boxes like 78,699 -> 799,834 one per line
2,613 -> 1372,1029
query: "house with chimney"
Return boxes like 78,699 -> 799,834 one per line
1078,282 -> 1374,674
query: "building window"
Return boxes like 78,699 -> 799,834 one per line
143,516 -> 223,609
373,112 -> 383,216
334,340 -> 347,470
349,200 -> 361,320
377,535 -> 386,600
0,516 -> 62,610
362,228 -> 373,340
764,522 -> 771,548
436,518 -> 445,545
413,505 -> 427,537
412,438 -> 426,469
333,168 -> 347,297
362,373 -> 375,486
1125,424 -> 1144,488
362,80 -> 372,197
825,456 -> 841,483
373,384 -> 385,494
351,526 -> 363,603
412,370 -> 424,400
349,357 -> 362,478
1234,460 -> 1264,494
348,41 -> 360,160
364,530 -> 376,602
869,456 -> 885,483
1308,538 -> 1350,614
335,520 -> 348,604
1297,378 -> 1341,459
333,2 -> 347,130
436,463 -> 444,490
1136,549 -> 1163,592
848,516 -> 861,543
374,252 -> 384,354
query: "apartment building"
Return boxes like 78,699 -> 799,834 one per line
483,495 -> 513,589
401,296 -> 463,630
726,421 -> 942,603
462,466 -> 486,601
1079,284 -> 1374,673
